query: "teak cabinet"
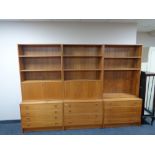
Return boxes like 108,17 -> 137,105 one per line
18,44 -> 142,132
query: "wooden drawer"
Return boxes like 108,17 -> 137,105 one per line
22,121 -> 62,128
103,99 -> 142,125
64,114 -> 102,126
21,102 -> 62,111
20,102 -> 63,128
64,101 -> 102,114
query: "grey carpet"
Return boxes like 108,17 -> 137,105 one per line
0,121 -> 155,135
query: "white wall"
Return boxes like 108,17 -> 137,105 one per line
137,32 -> 155,72
0,21 -> 137,120
137,32 -> 155,47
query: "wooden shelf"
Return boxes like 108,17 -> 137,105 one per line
22,80 -> 62,83
64,79 -> 102,81
104,57 -> 141,59
20,69 -> 61,72
64,55 -> 102,58
103,93 -> 137,99
64,69 -> 102,71
104,68 -> 140,71
19,55 -> 61,58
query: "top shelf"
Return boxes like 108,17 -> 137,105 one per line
104,56 -> 141,59
19,55 -> 61,58
63,55 -> 102,58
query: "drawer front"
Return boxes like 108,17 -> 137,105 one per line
104,100 -> 141,107
20,103 -> 63,128
64,114 -> 103,126
64,102 -> 103,114
21,103 -> 62,111
22,120 -> 62,128
104,100 -> 142,125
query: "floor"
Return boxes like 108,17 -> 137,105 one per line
0,121 -> 155,135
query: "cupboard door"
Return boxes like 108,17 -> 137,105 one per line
64,81 -> 102,99
44,81 -> 64,99
22,82 -> 44,100
104,99 -> 142,125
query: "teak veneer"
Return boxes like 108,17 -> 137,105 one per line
19,44 -> 142,132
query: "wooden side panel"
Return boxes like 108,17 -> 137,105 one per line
64,80 -> 102,99
20,102 -> 63,129
44,81 -> 64,99
103,99 -> 142,126
22,82 -> 44,100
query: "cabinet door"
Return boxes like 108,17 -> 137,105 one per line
64,80 -> 102,99
22,82 -> 44,100
104,99 -> 142,125
44,81 -> 64,99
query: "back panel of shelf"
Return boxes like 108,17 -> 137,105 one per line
18,45 -> 61,56
63,45 -> 102,56
104,45 -> 142,57
104,70 -> 140,95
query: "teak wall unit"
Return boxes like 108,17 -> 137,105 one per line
19,44 -> 142,132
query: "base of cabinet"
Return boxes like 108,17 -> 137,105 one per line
64,125 -> 102,130
103,122 -> 141,128
22,126 -> 64,132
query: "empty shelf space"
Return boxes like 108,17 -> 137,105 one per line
20,69 -> 61,72
21,71 -> 62,81
19,45 -> 62,56
19,55 -> 61,58
63,45 -> 102,56
22,80 -> 62,83
64,71 -> 102,80
104,68 -> 140,71
104,57 -> 141,59
104,46 -> 142,57
103,93 -> 137,99
64,69 -> 102,71
104,58 -> 141,69
64,55 -> 102,58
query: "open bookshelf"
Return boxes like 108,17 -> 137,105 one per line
63,45 -> 103,81
18,45 -> 62,82
103,45 -> 142,97
19,44 -> 142,131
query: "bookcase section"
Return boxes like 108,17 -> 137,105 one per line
18,44 -> 142,132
